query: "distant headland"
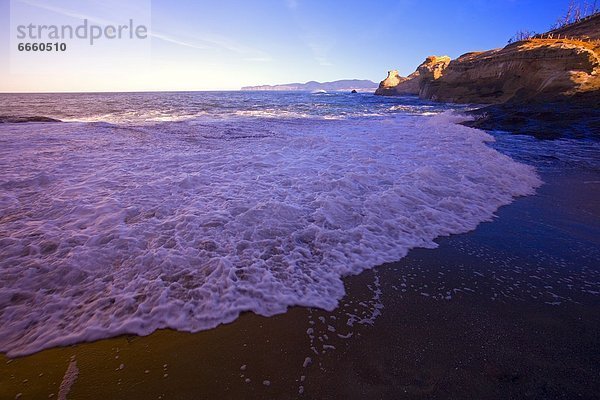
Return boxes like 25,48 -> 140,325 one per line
241,79 -> 378,92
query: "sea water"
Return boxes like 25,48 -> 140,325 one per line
0,91 -> 542,356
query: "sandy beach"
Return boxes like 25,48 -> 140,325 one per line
2,131 -> 598,399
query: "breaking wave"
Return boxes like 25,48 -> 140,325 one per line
0,96 -> 541,357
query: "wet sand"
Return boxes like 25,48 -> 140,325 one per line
1,164 -> 599,399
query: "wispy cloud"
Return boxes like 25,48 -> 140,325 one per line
151,33 -> 210,50
152,31 -> 272,61
18,0 -> 270,60
17,0 -> 113,25
283,0 -> 334,67
187,32 -> 270,59
302,33 -> 335,67
285,0 -> 299,10
244,56 -> 273,62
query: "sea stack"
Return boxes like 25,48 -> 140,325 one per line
374,56 -> 451,96
374,70 -> 407,95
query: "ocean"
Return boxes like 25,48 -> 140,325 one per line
0,91 -> 545,357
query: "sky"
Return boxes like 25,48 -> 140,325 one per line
0,0 -> 580,92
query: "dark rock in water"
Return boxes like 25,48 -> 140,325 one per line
351,90 -> 357,93
0,116 -> 62,123
462,97 -> 600,139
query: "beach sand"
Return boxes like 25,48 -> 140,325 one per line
1,166 -> 599,399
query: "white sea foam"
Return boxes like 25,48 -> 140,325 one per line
234,109 -> 312,119
60,110 -> 212,124
389,104 -> 441,116
0,113 -> 541,356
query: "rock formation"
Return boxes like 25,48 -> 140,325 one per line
0,116 -> 62,123
375,13 -> 600,105
421,40 -> 599,104
374,70 -> 406,95
375,56 -> 451,96
417,55 -> 451,82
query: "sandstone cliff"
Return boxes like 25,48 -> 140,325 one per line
422,39 -> 600,103
375,56 -> 451,96
376,13 -> 600,105
374,70 -> 406,95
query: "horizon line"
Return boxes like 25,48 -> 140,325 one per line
0,88 -> 380,95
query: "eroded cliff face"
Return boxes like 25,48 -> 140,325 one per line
376,13 -> 600,105
374,70 -> 406,95
375,56 -> 450,96
422,40 -> 600,103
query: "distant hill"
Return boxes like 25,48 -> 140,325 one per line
241,79 -> 378,92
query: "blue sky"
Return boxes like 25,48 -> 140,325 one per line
0,0 -> 578,92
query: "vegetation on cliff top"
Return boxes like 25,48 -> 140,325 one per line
509,1 -> 599,43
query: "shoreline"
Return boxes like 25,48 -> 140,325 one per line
1,131 -> 598,399
463,99 -> 600,139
